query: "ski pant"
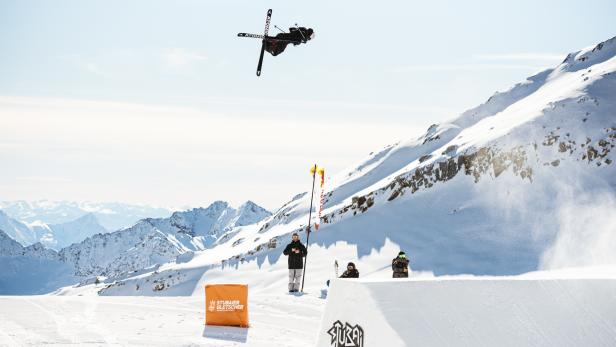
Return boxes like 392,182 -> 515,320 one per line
288,269 -> 303,291
393,271 -> 409,278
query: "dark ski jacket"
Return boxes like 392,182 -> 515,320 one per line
340,269 -> 359,278
283,240 -> 307,269
265,27 -> 314,56
392,257 -> 409,278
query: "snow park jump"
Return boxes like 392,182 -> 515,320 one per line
318,276 -> 616,346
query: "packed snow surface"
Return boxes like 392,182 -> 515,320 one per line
0,292 -> 325,346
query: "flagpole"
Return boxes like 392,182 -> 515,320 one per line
301,164 -> 317,293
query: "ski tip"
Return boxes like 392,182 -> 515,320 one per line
267,9 -> 272,14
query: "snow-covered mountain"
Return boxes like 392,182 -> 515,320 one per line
0,230 -> 60,262
44,213 -> 108,249
0,209 -> 108,249
97,36 -> 616,296
0,229 -> 28,257
0,200 -> 173,231
165,201 -> 271,238
0,229 -> 78,294
58,201 -> 271,278
0,210 -> 41,246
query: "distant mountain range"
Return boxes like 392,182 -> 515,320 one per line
0,209 -> 107,249
0,200 -> 174,231
0,200 -> 271,293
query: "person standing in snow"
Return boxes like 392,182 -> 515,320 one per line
283,232 -> 307,293
339,262 -> 360,278
392,251 -> 410,278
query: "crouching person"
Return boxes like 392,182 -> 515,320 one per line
340,262 -> 359,278
392,251 -> 410,278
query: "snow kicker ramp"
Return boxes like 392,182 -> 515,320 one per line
317,278 -> 616,346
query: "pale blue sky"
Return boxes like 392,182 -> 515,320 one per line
1,0 -> 615,209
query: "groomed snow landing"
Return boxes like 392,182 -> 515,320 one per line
0,293 -> 325,346
317,277 -> 616,347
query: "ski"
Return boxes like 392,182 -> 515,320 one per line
256,42 -> 266,77
256,9 -> 272,77
238,33 -> 302,43
238,32 -> 263,39
335,260 -> 339,278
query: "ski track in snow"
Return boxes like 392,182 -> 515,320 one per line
0,293 -> 325,347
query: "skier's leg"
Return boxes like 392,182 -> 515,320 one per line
288,269 -> 295,292
293,269 -> 303,291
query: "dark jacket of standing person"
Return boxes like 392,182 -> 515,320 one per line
340,262 -> 359,278
283,238 -> 307,269
392,251 -> 410,278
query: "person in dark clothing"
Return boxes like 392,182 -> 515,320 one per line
326,261 -> 359,287
283,232 -> 307,292
392,251 -> 410,278
339,262 -> 359,278
265,27 -> 315,56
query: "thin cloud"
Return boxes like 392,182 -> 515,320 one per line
474,53 -> 565,61
163,48 -> 207,69
393,64 -> 545,72
61,54 -> 107,77
16,176 -> 72,183
83,62 -> 105,76
0,95 -> 429,207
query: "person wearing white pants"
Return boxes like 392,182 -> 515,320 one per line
283,233 -> 307,293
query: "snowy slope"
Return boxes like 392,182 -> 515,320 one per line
95,36 -> 616,297
0,200 -> 173,231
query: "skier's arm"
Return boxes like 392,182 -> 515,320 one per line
283,244 -> 292,255
300,244 -> 307,256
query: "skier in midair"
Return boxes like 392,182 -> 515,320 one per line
283,232 -> 307,293
392,251 -> 410,278
237,9 -> 315,75
264,27 -> 315,56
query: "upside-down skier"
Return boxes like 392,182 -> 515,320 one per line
237,9 -> 315,75
264,27 -> 315,56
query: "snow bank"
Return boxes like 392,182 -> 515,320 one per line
317,277 -> 616,346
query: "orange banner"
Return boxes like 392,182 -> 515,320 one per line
205,284 -> 249,327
